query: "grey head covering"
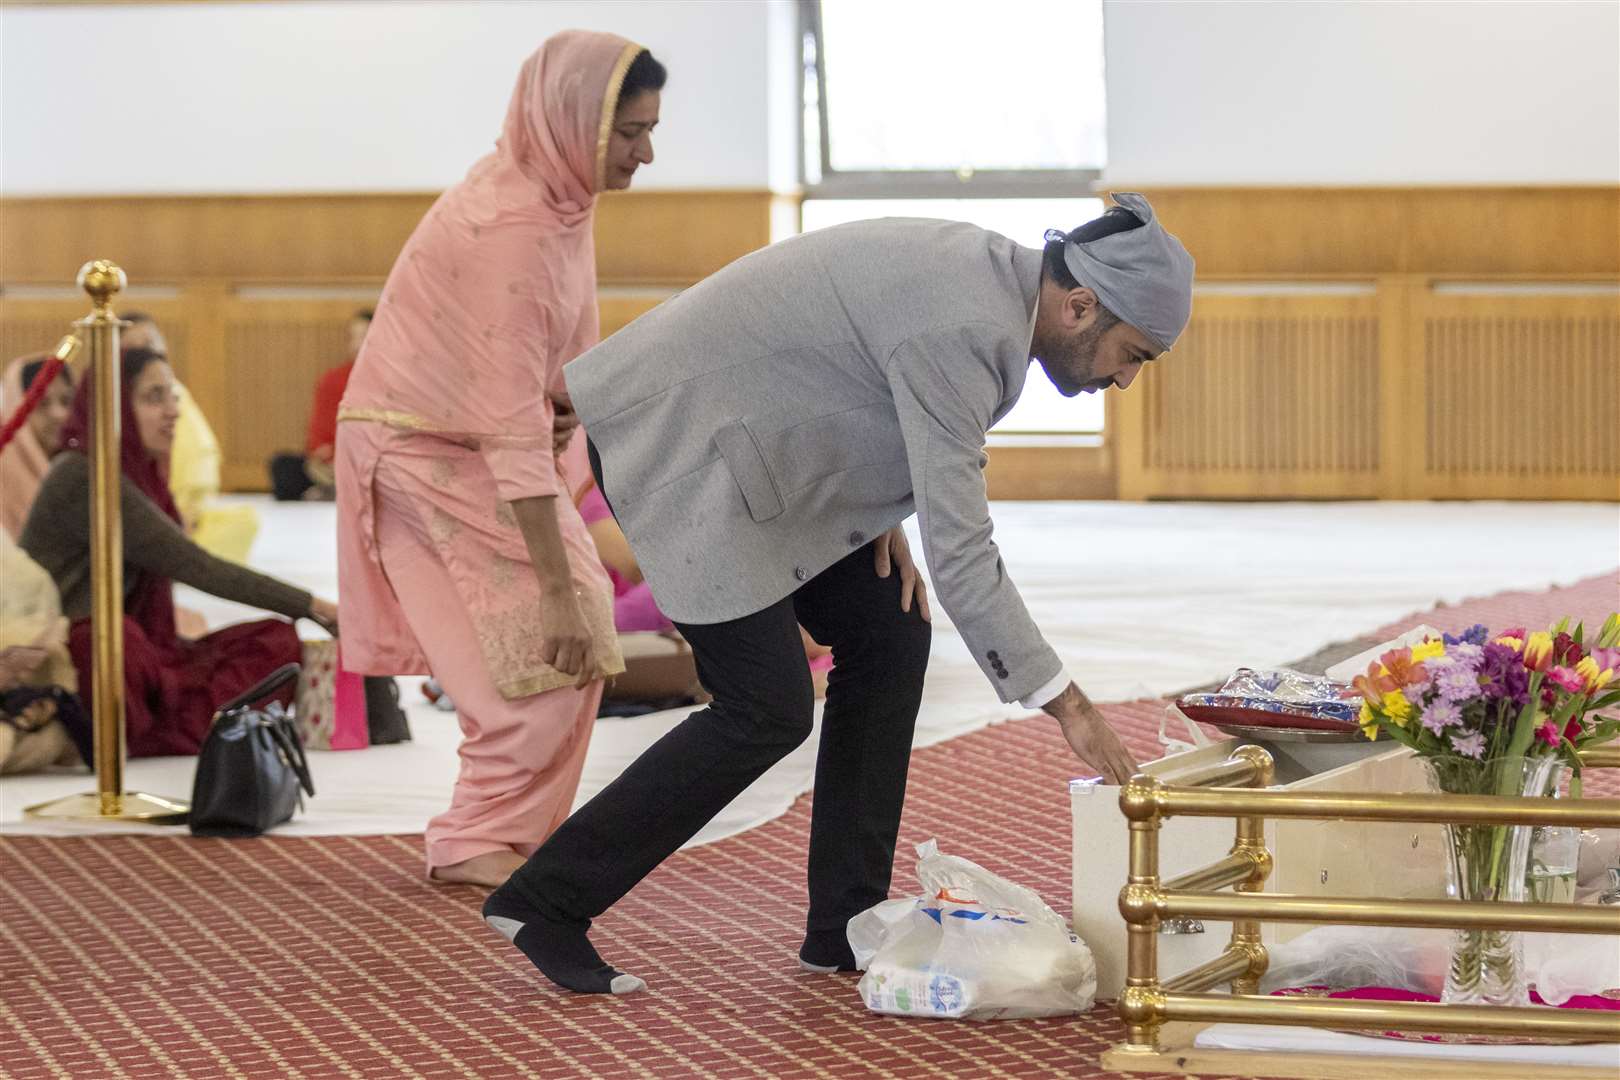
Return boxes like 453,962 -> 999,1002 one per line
1060,192 -> 1195,353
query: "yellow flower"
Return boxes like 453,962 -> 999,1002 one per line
1576,656 -> 1615,692
1410,639 -> 1445,662
1523,631 -> 1554,672
1359,700 -> 1379,741
1494,635 -> 1525,653
1380,690 -> 1413,726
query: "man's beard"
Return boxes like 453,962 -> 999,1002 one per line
1044,321 -> 1112,396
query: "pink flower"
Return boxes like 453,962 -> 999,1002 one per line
1535,722 -> 1562,748
1546,666 -> 1586,695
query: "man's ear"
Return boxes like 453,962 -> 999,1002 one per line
1064,286 -> 1100,329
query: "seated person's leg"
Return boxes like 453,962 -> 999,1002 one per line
268,453 -> 313,501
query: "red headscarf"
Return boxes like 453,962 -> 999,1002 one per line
58,348 -> 181,647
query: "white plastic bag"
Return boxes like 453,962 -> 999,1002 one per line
848,839 -> 1097,1020
1260,924 -> 1620,1006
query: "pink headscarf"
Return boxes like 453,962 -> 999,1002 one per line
481,29 -> 641,227
340,30 -> 643,501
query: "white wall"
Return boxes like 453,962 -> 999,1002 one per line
1102,0 -> 1620,184
1,0 -> 1616,194
0,0 -> 777,194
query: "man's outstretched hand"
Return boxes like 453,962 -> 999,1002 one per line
1042,682 -> 1140,785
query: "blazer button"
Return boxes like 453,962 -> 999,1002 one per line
996,668 -> 1010,679
794,566 -> 809,582
987,651 -> 1000,661
848,531 -> 865,546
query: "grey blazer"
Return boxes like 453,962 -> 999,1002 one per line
565,218 -> 1062,704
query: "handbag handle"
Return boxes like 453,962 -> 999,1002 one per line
214,662 -> 302,718
264,712 -> 316,798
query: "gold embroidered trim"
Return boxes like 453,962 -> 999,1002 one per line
594,41 -> 644,194
338,406 -> 443,432
497,654 -> 628,702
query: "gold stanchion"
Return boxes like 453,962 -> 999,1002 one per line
25,261 -> 188,824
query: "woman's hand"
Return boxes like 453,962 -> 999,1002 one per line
873,527 -> 931,623
551,390 -> 580,456
0,645 -> 49,691
308,597 -> 340,637
538,589 -> 597,687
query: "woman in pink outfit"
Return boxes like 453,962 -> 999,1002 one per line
336,32 -> 665,888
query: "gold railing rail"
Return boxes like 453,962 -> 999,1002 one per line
25,262 -> 188,824
1113,741 -> 1620,1057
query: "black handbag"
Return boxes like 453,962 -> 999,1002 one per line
363,675 -> 411,745
189,663 -> 314,837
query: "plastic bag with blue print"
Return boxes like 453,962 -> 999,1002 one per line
848,839 -> 1097,1020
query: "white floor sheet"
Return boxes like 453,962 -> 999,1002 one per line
4,497 -> 1615,846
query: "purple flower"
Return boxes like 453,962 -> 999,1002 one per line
1435,662 -> 1483,702
1450,730 -> 1487,759
1445,624 -> 1491,647
1421,699 -> 1463,735
1446,643 -> 1483,667
1479,643 -> 1530,705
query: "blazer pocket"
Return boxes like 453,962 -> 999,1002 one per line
714,419 -> 785,523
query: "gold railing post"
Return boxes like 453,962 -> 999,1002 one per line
84,261 -> 127,814
1118,774 -> 1168,1053
1226,745 -> 1274,995
24,261 -> 187,824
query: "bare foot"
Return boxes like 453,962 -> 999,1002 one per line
430,850 -> 526,889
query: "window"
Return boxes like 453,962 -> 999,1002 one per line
801,0 -> 1107,194
798,1 -> 1110,436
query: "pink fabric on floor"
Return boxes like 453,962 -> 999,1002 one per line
1279,985 -> 1620,1011
371,457 -> 603,872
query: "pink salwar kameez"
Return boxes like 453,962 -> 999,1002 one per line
335,31 -> 638,873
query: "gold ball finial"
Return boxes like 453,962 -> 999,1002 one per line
77,260 -> 126,307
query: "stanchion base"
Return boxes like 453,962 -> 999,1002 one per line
23,791 -> 189,824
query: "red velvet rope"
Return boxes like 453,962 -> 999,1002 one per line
0,356 -> 66,454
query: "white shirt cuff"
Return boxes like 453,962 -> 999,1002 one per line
1019,668 -> 1072,711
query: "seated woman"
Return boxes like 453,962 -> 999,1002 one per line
19,347 -> 339,758
571,434 -> 833,704
0,353 -> 76,540
0,529 -> 88,774
423,438 -> 831,714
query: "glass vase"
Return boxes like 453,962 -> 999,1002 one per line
1424,754 -> 1561,1007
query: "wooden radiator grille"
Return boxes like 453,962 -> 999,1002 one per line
221,304 -> 359,478
1415,295 -> 1620,498
1146,314 -> 1380,473
1123,293 -> 1382,497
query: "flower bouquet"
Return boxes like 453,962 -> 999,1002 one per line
1351,615 -> 1620,1006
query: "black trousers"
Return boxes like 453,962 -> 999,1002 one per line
510,441 -> 931,940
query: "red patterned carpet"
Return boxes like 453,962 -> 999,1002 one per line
1,572 -> 1614,1079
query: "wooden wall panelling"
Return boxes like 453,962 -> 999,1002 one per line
0,190 -> 778,288
983,442 -> 1115,501
1375,276 -> 1422,500
214,293 -> 377,491
1408,287 -> 1620,500
1119,290 -> 1384,499
1133,187 -> 1620,277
